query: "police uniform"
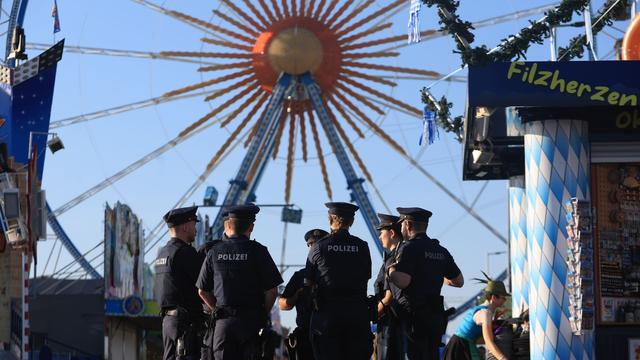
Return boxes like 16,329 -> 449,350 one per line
393,207 -> 462,360
305,203 -> 373,360
281,229 -> 328,360
374,214 -> 404,360
196,204 -> 283,360
154,206 -> 203,360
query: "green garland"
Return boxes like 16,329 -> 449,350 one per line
558,0 -> 630,60
420,91 -> 464,140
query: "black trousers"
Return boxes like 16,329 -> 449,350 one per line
285,327 -> 314,360
211,315 -> 261,360
162,314 -> 201,360
376,317 -> 404,360
401,319 -> 441,360
309,304 -> 372,360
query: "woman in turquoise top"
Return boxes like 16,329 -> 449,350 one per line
443,273 -> 510,360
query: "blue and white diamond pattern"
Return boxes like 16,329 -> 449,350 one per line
509,176 -> 528,317
524,119 -> 593,360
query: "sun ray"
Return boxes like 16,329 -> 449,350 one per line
341,69 -> 396,87
343,30 -> 437,51
343,51 -> 399,59
200,38 -> 253,52
326,95 -> 365,138
338,76 -> 422,116
237,0 -> 270,29
334,84 -> 385,115
213,10 -> 260,37
204,93 -> 268,171
313,0 -> 328,19
270,0 -> 284,19
258,0 -> 277,23
307,106 -> 333,200
180,83 -> 259,137
324,105 -> 373,182
339,23 -> 393,44
271,112 -> 288,159
167,10 -> 254,44
163,69 -> 253,98
281,0 -> 291,17
159,51 -> 253,59
325,1 -> 351,28
306,0 -> 316,17
299,111 -> 308,162
343,61 -> 442,78
331,89 -> 378,131
220,89 -> 264,127
291,0 -> 298,16
299,0 -> 306,17
319,0 -> 340,23
336,0 -> 405,37
331,2 -> 373,32
284,112 -> 296,203
203,79 -> 257,104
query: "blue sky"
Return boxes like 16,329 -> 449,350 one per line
21,0 -> 623,329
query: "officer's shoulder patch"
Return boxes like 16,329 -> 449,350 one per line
155,257 -> 168,266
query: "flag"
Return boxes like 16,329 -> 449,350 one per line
419,109 -> 439,146
408,0 -> 422,44
52,0 -> 61,33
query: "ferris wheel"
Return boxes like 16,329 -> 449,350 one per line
21,0 -> 559,317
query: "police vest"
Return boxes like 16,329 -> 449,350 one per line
316,234 -> 369,302
154,239 -> 191,310
210,239 -> 263,308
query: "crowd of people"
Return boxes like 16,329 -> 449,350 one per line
154,202 -> 510,360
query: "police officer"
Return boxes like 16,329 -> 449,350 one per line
305,202 -> 372,360
373,213 -> 404,360
196,204 -> 283,360
280,229 -> 329,360
154,206 -> 203,360
388,207 -> 464,360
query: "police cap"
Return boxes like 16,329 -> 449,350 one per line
223,204 -> 260,222
304,228 -> 328,242
375,213 -> 400,230
325,202 -> 359,217
163,206 -> 200,227
396,207 -> 433,223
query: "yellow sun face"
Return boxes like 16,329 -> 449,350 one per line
267,28 -> 323,75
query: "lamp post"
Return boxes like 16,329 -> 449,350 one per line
486,250 -> 507,278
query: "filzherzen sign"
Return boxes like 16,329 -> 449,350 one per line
469,60 -> 640,108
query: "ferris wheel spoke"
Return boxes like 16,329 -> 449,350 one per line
204,77 -> 257,102
50,91 -> 210,129
284,112 -> 297,203
331,89 -> 375,131
377,75 -> 466,83
270,0 -> 284,19
338,76 -> 421,117
163,68 -> 253,98
200,38 -> 253,52
51,111 -> 234,218
342,30 -> 436,51
325,1 -> 351,28
307,106 -> 333,200
166,9 -> 254,44
213,10 -> 260,38
281,0 -> 291,18
325,105 -> 373,183
257,0 -> 278,23
159,51 -> 253,59
129,0 -> 223,40
318,0 -> 340,23
326,94 -> 365,138
291,0 -> 298,17
341,68 -> 396,87
218,0 -> 266,32
362,94 -> 425,119
220,88 -> 265,127
182,82 -> 259,137
298,0 -> 305,17
343,51 -> 399,59
271,112 -> 288,159
238,0 -> 270,29
335,84 -> 385,116
331,2 -> 372,32
336,0 -> 404,37
305,0 -> 316,18
339,22 -> 392,45
344,61 -> 440,77
197,60 -> 253,73
299,111 -> 308,161
313,0 -> 328,19
26,42 -> 219,65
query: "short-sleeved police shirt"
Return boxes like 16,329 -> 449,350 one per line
156,238 -> 203,313
281,268 -> 312,328
305,229 -> 371,301
394,235 -> 460,309
196,235 -> 283,307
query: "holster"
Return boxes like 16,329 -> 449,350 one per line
367,295 -> 378,324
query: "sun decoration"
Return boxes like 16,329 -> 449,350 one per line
157,0 -> 444,203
